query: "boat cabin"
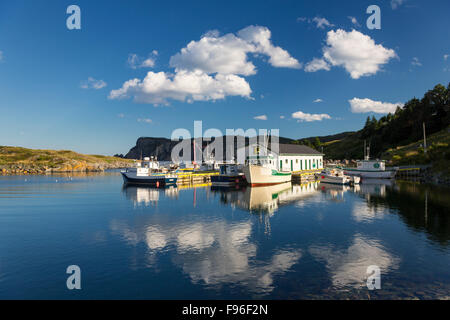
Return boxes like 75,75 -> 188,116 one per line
356,160 -> 386,171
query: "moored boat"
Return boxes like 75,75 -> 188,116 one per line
343,160 -> 397,179
211,164 -> 246,187
121,157 -> 177,186
343,143 -> 398,179
316,168 -> 360,185
243,162 -> 292,187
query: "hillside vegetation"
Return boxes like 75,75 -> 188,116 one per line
297,83 -> 450,161
0,146 -> 134,174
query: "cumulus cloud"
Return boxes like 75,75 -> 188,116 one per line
237,26 -> 301,69
292,110 -> 331,122
109,70 -> 252,105
307,29 -> 396,79
127,52 -> 157,69
170,26 -> 300,74
313,98 -> 323,103
254,115 -> 267,121
444,54 -> 449,61
391,0 -> 407,9
349,98 -> 404,114
111,26 -> 299,105
80,77 -> 107,89
305,58 -> 330,72
0,50 -> 3,62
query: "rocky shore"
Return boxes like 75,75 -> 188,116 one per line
0,160 -> 134,175
0,146 -> 135,175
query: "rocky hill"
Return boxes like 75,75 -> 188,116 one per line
124,136 -> 296,161
0,146 -> 134,175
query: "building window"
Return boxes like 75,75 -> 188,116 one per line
285,159 -> 288,164
296,159 -> 298,163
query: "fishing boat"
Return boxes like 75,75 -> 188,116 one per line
210,164 -> 246,187
243,156 -> 292,186
316,168 -> 360,185
342,142 -> 397,179
121,157 -> 177,186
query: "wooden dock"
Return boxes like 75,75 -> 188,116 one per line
291,169 -> 321,183
175,171 -> 219,185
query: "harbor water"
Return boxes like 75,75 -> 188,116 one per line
0,172 -> 449,299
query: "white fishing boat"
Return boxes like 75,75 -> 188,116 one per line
242,135 -> 292,186
121,157 -> 177,186
243,163 -> 292,186
343,142 -> 397,179
316,168 -> 360,185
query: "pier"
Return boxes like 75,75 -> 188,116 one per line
175,170 -> 219,185
291,169 -> 321,184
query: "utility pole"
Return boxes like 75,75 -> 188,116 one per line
423,122 -> 427,154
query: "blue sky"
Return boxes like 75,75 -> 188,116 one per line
0,0 -> 449,155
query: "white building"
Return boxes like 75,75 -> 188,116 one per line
242,143 -> 324,172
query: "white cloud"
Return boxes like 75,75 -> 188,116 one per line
312,17 -> 334,29
127,52 -> 157,69
80,77 -> 107,89
111,26 -> 299,105
349,97 -> 404,114
237,26 -> 301,69
118,113 -> 125,118
109,70 -> 251,105
0,50 -> 3,62
305,58 -> 330,72
348,16 -> 360,26
170,26 -> 300,75
411,57 -> 422,67
313,98 -> 323,103
292,110 -> 331,122
137,118 -> 152,123
280,115 -> 285,119
391,0 -> 407,9
444,54 -> 449,61
297,16 -> 334,29
254,115 -> 268,121
314,29 -> 397,79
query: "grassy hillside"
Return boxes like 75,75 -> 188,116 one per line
383,127 -> 450,176
0,146 -> 134,174
297,83 -> 449,161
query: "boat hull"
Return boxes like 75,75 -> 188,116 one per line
243,165 -> 292,186
343,169 -> 397,179
121,172 -> 177,186
211,175 -> 247,187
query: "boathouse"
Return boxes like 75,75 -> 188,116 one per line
242,143 -> 324,172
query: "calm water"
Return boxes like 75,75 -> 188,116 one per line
0,172 -> 449,299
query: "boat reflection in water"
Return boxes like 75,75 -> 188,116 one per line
212,182 -> 320,215
123,184 -> 179,207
